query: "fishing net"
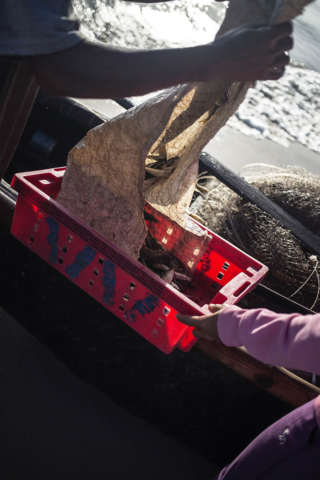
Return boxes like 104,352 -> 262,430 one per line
191,164 -> 320,311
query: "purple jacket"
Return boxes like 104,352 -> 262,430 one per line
218,306 -> 320,375
215,306 -> 320,479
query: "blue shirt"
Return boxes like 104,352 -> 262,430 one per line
0,0 -> 83,56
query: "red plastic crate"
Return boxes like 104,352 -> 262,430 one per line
11,168 -> 268,354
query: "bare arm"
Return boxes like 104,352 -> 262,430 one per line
30,22 -> 293,99
31,40 -> 214,98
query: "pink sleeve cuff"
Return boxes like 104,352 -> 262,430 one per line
217,305 -> 246,347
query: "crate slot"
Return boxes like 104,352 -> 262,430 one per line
163,307 -> 170,316
152,329 -> 159,338
98,257 -> 104,265
246,266 -> 258,278
119,305 -> 125,312
211,281 -> 218,289
222,262 -> 230,270
157,319 -> 165,327
67,234 -> 73,243
162,237 -> 168,244
217,272 -> 224,280
37,212 -> 43,221
58,258 -> 64,265
123,293 -> 130,301
93,269 -> 99,276
193,248 -> 200,256
88,279 -> 94,287
233,281 -> 250,298
129,282 -> 136,290
167,228 -> 173,235
62,246 -> 68,254
33,224 -> 39,232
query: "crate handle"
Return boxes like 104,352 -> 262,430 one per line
211,272 -> 256,305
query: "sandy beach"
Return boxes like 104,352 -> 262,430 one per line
207,125 -> 320,176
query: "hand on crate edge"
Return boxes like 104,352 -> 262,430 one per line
176,304 -> 226,343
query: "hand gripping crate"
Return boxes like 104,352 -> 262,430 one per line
11,168 -> 268,354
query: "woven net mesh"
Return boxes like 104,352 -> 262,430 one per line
191,164 -> 320,311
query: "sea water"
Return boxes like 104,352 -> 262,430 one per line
74,0 -> 320,154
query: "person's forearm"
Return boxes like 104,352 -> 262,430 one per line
218,306 -> 320,374
31,40 -> 213,99
31,22 -> 293,99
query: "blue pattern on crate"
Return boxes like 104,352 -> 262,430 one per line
200,250 -> 211,273
46,217 -> 59,264
66,245 -> 97,279
125,292 -> 159,324
102,260 -> 116,306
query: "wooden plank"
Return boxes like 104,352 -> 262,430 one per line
0,61 -> 39,180
199,152 -> 320,257
195,340 -> 320,408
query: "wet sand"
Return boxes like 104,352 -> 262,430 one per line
206,125 -> 320,176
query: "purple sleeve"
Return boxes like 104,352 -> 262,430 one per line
217,305 -> 320,374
